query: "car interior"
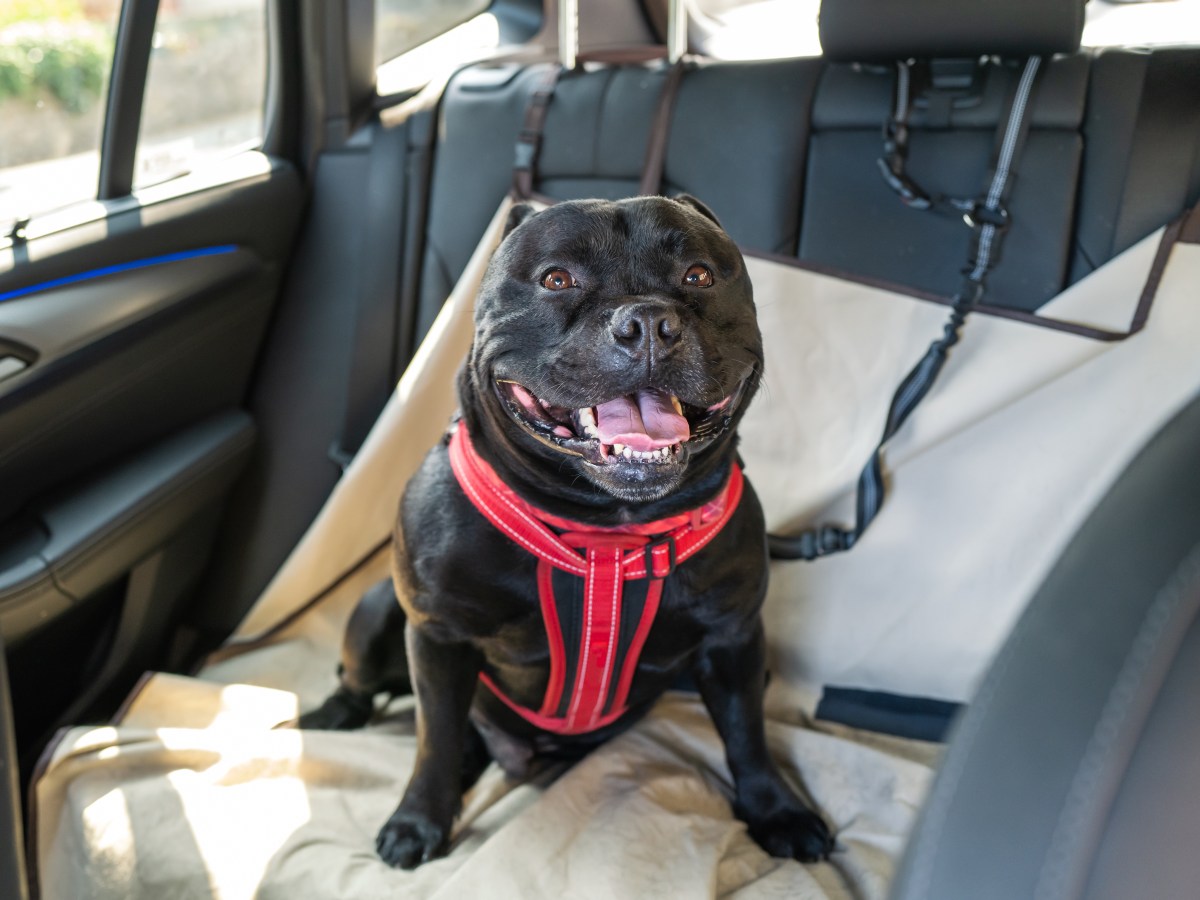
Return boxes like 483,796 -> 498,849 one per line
2,0 -> 1199,896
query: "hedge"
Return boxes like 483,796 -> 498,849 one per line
0,21 -> 112,115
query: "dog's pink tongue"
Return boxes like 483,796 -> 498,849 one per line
595,389 -> 689,451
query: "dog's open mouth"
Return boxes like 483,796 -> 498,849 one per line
495,379 -> 745,466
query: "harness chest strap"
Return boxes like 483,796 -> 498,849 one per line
448,424 -> 744,734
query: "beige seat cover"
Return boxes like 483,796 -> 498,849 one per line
32,199 -> 1200,899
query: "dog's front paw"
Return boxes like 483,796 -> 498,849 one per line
295,687 -> 375,731
376,810 -> 448,869
743,805 -> 835,862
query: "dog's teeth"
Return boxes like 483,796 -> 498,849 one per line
658,447 -> 669,458
622,447 -> 633,459
578,408 -> 595,426
584,424 -> 598,437
614,443 -> 626,455
671,396 -> 683,415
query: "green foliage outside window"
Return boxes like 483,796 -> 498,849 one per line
0,0 -> 112,115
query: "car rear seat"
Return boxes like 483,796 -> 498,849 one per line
199,0 -> 1200,692
409,15 -> 1200,345
414,56 -> 825,342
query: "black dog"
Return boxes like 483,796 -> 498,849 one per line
300,196 -> 834,868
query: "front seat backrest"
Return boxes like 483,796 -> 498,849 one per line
890,376 -> 1200,900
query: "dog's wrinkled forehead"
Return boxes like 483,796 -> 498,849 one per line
485,196 -> 742,297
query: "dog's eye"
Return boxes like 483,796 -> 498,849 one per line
683,265 -> 713,288
541,269 -> 576,290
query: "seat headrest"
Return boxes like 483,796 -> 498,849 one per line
818,0 -> 1085,61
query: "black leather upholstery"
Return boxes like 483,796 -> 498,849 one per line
818,0 -> 1084,62
890,388 -> 1200,900
1071,48 -> 1200,284
801,56 -> 1089,309
411,42 -> 1200,346
416,57 -> 826,341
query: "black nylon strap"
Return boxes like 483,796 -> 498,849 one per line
638,60 -> 687,197
512,65 -> 564,200
513,59 -> 690,202
770,57 -> 1044,561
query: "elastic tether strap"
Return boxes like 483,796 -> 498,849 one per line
770,57 -> 1044,561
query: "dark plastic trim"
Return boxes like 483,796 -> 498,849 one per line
98,0 -> 160,200
0,643 -> 30,900
0,411 -> 255,647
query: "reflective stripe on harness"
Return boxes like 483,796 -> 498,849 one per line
448,423 -> 743,734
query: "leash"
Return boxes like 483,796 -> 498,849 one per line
769,57 -> 1044,560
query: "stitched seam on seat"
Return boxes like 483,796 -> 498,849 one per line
1034,543 -> 1200,900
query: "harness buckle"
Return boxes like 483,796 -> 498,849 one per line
796,526 -> 854,560
963,201 -> 1010,232
513,134 -> 538,170
644,536 -> 677,578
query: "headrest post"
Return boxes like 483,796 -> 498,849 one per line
667,0 -> 687,64
558,0 -> 578,70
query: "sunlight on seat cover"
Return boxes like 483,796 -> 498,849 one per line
81,788 -> 137,889
161,742 -> 311,899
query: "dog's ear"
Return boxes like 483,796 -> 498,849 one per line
504,202 -> 539,238
673,194 -> 722,227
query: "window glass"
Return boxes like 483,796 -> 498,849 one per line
375,0 -> 490,68
1082,0 -> 1200,47
688,0 -> 1200,59
0,0 -> 119,232
134,0 -> 267,190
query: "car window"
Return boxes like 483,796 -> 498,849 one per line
375,0 -> 491,69
686,0 -> 1200,60
0,0 -> 120,233
1082,0 -> 1200,47
0,0 -> 270,241
134,0 -> 268,190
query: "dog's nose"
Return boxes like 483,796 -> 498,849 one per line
611,303 -> 683,354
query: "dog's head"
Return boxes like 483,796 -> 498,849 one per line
464,195 -> 762,506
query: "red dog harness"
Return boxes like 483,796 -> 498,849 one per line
449,424 -> 743,735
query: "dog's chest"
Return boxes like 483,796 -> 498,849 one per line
473,562 -> 711,710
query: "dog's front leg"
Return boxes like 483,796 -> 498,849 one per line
376,621 -> 481,869
693,619 -> 835,862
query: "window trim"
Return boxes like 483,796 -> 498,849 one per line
3,0 -> 281,246
98,0 -> 159,200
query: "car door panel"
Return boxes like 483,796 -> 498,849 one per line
0,156 -> 304,753
0,409 -> 255,648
